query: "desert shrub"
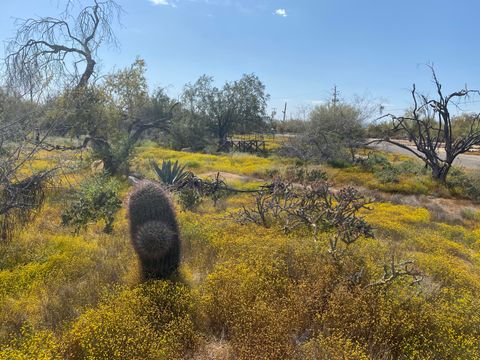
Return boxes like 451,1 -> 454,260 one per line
374,165 -> 400,184
448,169 -> 480,201
152,166 -> 234,211
358,152 -> 390,171
363,157 -> 427,185
0,327 -> 61,360
396,159 -> 428,175
235,179 -> 373,258
327,158 -> 352,168
265,168 -> 280,179
61,174 -> 122,234
284,166 -> 327,184
177,188 -> 202,211
279,102 -> 367,164
64,282 -> 198,360
356,155 -> 427,186
285,166 -> 305,183
300,333 -> 369,360
460,207 -> 479,221
200,253 -> 302,360
0,170 -> 54,242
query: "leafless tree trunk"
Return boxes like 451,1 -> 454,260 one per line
373,66 -> 480,183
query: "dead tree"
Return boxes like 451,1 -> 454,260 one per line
375,66 -> 480,183
5,0 -> 122,96
0,97 -> 55,241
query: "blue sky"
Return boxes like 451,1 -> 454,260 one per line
1,0 -> 480,117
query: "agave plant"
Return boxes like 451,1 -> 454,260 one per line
151,160 -> 192,187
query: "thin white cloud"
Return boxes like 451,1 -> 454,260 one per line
149,0 -> 170,6
274,8 -> 287,17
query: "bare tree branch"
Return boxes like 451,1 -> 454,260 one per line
376,67 -> 480,183
5,0 -> 122,97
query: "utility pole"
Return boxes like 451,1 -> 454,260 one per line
331,85 -> 340,108
282,102 -> 288,122
331,85 -> 340,122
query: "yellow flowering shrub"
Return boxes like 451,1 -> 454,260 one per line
0,327 -> 61,360
64,282 -> 198,360
300,333 -> 369,360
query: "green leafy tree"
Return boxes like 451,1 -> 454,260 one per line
168,109 -> 213,151
182,74 -> 270,147
308,101 -> 366,162
104,58 -> 149,137
40,59 -> 175,175
94,59 -> 175,174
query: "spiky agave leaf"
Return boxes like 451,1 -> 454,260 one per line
151,160 -> 191,187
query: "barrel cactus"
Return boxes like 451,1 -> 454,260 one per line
127,180 -> 180,280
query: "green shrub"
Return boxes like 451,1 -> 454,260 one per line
460,208 -> 479,221
359,153 -> 390,172
177,188 -> 202,211
327,158 -> 352,169
396,159 -> 427,175
448,169 -> 480,201
285,166 -> 328,184
306,168 -> 328,182
374,166 -> 400,184
265,168 -> 280,179
61,174 -> 122,234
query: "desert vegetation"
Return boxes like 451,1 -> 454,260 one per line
1,1 -> 480,359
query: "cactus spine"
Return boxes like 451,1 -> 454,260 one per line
128,180 -> 180,280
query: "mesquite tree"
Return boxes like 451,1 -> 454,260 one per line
182,74 -> 270,148
39,60 -> 177,175
378,66 -> 480,183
